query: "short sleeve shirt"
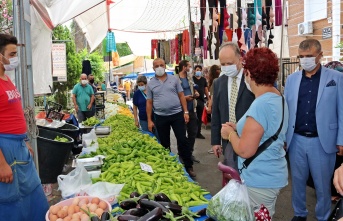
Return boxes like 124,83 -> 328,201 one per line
133,90 -> 148,121
193,76 -> 208,101
180,77 -> 193,111
236,93 -> 289,188
72,83 -> 94,111
146,74 -> 183,116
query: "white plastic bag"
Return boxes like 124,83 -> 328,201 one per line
78,182 -> 125,205
206,179 -> 254,221
57,163 -> 92,199
82,129 -> 99,149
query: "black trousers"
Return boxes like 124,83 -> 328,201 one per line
186,111 -> 198,152
155,111 -> 193,169
195,100 -> 204,135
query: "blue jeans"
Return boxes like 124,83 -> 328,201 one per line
0,133 -> 48,220
140,120 -> 160,141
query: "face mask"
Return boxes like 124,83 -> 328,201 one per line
155,67 -> 165,76
1,55 -> 19,71
138,85 -> 146,91
299,56 -> 318,72
81,80 -> 88,85
195,71 -> 202,77
89,79 -> 94,84
221,65 -> 238,77
244,76 -> 252,92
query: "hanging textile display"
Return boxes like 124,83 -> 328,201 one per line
175,35 -> 180,64
151,39 -> 158,59
182,30 -> 190,56
274,0 -> 282,26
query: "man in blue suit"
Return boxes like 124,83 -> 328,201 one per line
284,39 -> 343,221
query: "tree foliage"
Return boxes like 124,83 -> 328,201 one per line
0,0 -> 13,34
116,43 -> 132,57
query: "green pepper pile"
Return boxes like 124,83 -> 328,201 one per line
81,114 -> 209,207
83,116 -> 100,126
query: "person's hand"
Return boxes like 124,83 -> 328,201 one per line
134,119 -> 139,128
207,106 -> 212,114
193,92 -> 200,98
148,120 -> 155,132
221,123 -> 235,140
75,105 -> 79,113
226,122 -> 237,131
185,95 -> 193,101
337,145 -> 343,156
333,164 -> 343,195
0,161 -> 13,183
26,142 -> 34,157
87,104 -> 92,110
184,113 -> 189,124
212,145 -> 222,158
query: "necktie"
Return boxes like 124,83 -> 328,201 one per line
229,77 -> 238,123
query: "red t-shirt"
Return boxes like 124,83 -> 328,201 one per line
0,76 -> 27,134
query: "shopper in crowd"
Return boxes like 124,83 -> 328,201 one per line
146,58 -> 196,177
211,42 -> 254,169
0,33 -> 49,220
133,75 -> 159,139
206,64 -> 220,115
203,66 -> 209,83
176,60 -> 200,163
88,74 -> 97,116
193,65 -> 210,139
284,39 -> 343,221
124,80 -> 131,100
101,81 -> 106,91
72,73 -> 95,123
221,47 -> 288,217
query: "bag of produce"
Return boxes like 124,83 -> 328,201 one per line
206,179 -> 254,221
57,163 -> 92,199
78,182 -> 125,205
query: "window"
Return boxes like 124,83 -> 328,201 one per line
304,0 -> 327,21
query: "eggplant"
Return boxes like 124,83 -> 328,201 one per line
195,208 -> 207,216
130,191 -> 140,198
158,202 -> 182,215
120,199 -> 138,210
139,199 -> 169,214
217,162 -> 241,182
101,212 -> 111,221
137,207 -> 163,221
117,215 -> 140,221
91,216 -> 101,221
154,193 -> 171,202
123,208 -> 149,217
171,200 -> 179,205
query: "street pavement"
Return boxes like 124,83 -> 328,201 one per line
170,123 -> 322,221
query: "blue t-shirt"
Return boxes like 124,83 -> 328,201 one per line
236,92 -> 289,188
133,90 -> 148,121
180,77 -> 193,111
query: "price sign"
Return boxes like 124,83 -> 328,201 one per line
139,162 -> 154,173
322,27 -> 332,39
52,43 -> 67,82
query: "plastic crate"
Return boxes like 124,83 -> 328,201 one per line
46,109 -> 65,121
94,92 -> 105,107
95,107 -> 105,119
45,101 -> 63,112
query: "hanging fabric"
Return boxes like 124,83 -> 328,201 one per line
164,41 -> 170,64
183,30 -> 190,56
178,33 -> 183,61
151,39 -> 158,59
274,0 -> 282,26
82,60 -> 91,75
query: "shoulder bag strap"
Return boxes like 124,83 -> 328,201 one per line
239,95 -> 285,173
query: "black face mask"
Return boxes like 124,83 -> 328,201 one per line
89,79 -> 94,84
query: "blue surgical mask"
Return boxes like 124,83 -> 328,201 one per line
138,85 -> 146,91
195,71 -> 202,77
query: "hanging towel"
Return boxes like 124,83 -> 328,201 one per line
275,0 -> 282,26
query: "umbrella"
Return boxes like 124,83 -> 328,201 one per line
121,73 -> 138,79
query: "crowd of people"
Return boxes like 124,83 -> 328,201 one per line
1,32 -> 342,221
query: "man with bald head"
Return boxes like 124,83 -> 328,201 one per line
146,58 -> 196,177
72,73 -> 95,123
211,42 -> 254,169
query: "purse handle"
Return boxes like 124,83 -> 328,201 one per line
239,95 -> 285,173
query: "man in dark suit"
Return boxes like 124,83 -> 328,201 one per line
211,42 -> 255,170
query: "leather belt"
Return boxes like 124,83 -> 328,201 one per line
295,131 -> 318,137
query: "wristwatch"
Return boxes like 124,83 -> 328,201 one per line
184,111 -> 189,114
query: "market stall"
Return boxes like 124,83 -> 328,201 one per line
46,100 -> 213,221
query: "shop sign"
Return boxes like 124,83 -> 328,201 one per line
52,43 -> 67,82
322,27 -> 332,39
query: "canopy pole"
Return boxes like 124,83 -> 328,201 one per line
13,0 -> 39,171
279,0 -> 286,91
187,0 -> 194,67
